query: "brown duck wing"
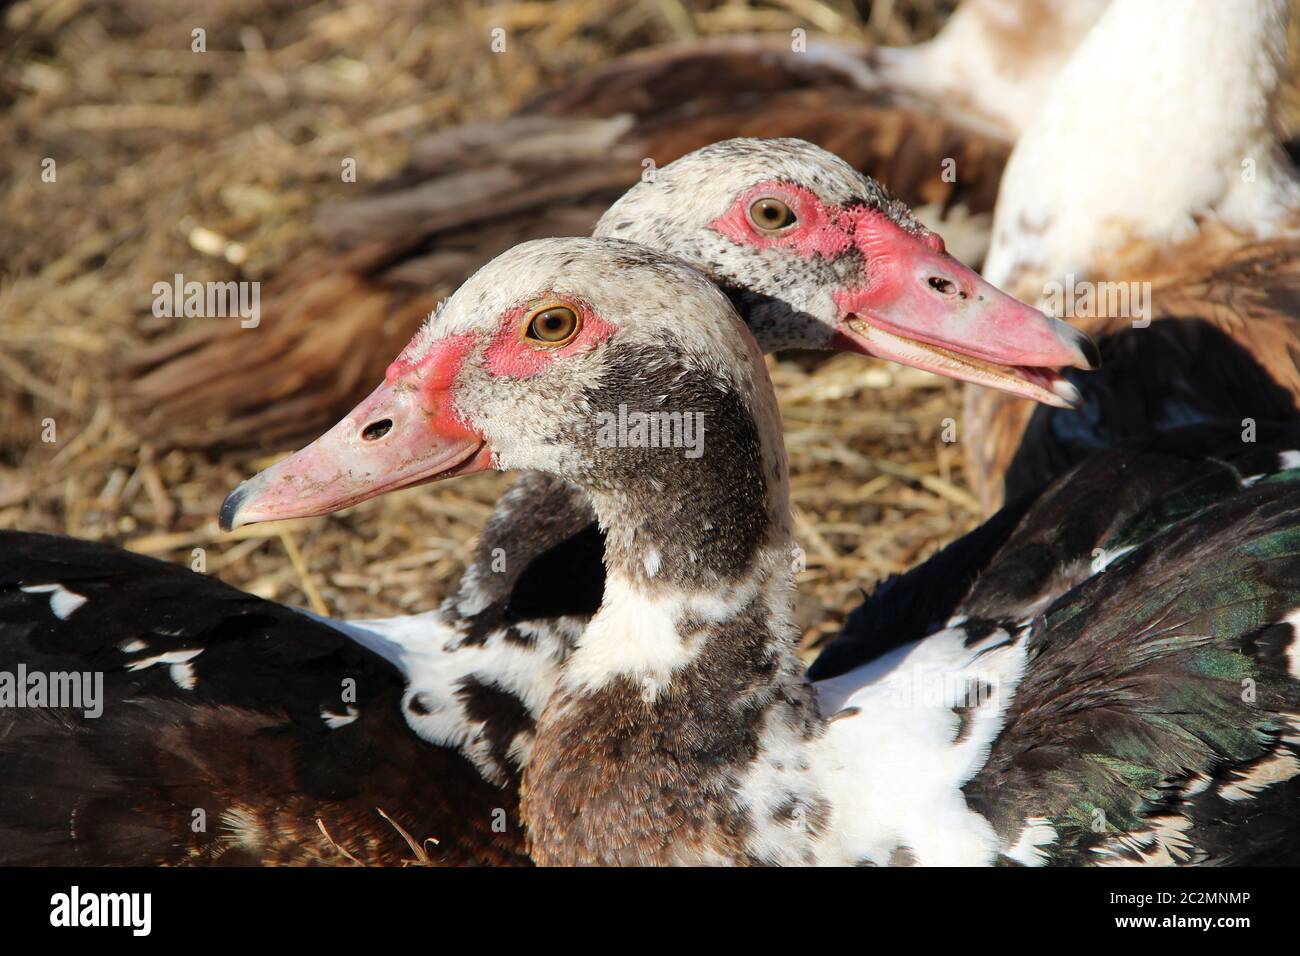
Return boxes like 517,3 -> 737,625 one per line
966,236 -> 1300,513
127,42 -> 1009,451
533,36 -> 880,119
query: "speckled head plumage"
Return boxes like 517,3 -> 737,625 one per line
598,138 -> 938,354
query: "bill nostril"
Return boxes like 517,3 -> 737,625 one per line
928,276 -> 959,296
361,418 -> 393,441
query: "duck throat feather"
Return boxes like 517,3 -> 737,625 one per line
517,341 -> 826,865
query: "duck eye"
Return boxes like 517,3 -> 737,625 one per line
524,304 -> 581,346
748,197 -> 797,232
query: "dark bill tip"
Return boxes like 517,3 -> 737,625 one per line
218,483 -> 248,532
1068,325 -> 1102,371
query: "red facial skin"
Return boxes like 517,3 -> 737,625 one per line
710,180 -> 857,259
709,180 -> 1095,374
386,331 -> 480,439
219,298 -> 616,530
482,297 -> 616,379
388,332 -> 475,388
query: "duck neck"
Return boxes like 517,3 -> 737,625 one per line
519,350 -> 828,865
985,0 -> 1300,301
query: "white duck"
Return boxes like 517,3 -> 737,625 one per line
967,0 -> 1300,512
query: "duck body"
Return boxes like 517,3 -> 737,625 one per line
814,438 -> 1300,865
0,532 -> 529,866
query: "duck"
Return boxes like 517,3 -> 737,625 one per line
0,533 -> 529,866
964,0 -> 1300,513
0,146 -> 1089,865
809,430 -> 1300,865
126,0 -> 1107,451
220,236 -> 1300,865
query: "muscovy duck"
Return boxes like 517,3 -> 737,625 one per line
0,145 -> 1089,864
965,0 -> 1300,512
127,0 -> 1107,450
221,237 -> 1300,865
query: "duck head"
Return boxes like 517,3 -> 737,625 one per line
221,238 -> 784,532
598,138 -> 1097,406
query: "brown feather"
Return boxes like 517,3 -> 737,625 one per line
967,226 -> 1300,513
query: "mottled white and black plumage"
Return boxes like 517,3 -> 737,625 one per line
815,437 -> 1300,865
